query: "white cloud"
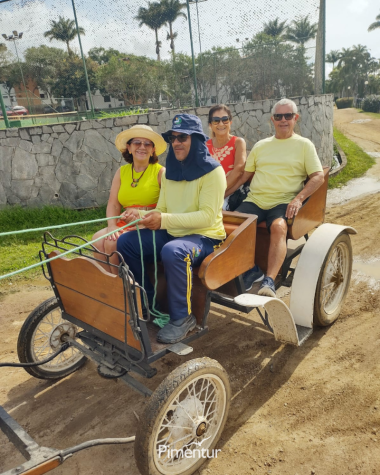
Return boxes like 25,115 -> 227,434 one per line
348,0 -> 369,14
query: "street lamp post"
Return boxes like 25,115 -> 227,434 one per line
2,31 -> 34,116
185,0 -> 199,107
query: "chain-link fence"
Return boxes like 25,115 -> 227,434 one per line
0,0 -> 322,128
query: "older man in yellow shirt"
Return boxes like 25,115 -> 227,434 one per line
118,114 -> 226,344
230,98 -> 324,297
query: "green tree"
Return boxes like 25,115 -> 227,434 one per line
326,50 -> 340,69
1,62 -> 22,97
52,54 -> 98,108
44,16 -> 85,54
96,55 -> 165,105
135,3 -> 166,61
333,45 -> 376,96
368,12 -> 380,32
262,18 -> 287,37
285,15 -> 318,46
24,45 -> 67,99
163,53 -> 193,106
160,0 -> 187,55
88,47 -> 122,65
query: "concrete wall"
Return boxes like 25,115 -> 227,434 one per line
0,94 -> 334,208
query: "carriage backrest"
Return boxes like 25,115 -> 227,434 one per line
47,251 -> 142,350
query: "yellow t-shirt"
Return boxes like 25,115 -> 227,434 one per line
140,167 -> 227,240
245,134 -> 323,210
118,162 -> 162,208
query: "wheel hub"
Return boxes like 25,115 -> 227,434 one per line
331,270 -> 344,286
49,323 -> 76,350
170,396 -> 205,447
196,422 -> 207,437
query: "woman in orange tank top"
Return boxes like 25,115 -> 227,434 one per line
206,104 -> 248,211
92,125 -> 166,274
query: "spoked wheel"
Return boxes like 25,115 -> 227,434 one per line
135,357 -> 230,475
314,232 -> 353,326
17,297 -> 87,379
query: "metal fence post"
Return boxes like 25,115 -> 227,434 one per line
186,0 -> 199,107
0,87 -> 11,128
70,0 -> 95,118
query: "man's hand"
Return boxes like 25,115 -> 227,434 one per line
120,209 -> 140,223
142,211 -> 162,230
285,197 -> 303,219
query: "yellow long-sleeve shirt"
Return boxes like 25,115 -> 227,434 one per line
139,166 -> 227,240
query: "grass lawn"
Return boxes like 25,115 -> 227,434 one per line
329,128 -> 376,189
358,109 -> 380,120
0,206 -> 106,285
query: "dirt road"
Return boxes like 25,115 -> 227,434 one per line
1,109 -> 380,475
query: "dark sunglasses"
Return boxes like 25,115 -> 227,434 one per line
273,113 -> 295,121
129,140 -> 154,147
211,116 -> 230,124
167,134 -> 189,144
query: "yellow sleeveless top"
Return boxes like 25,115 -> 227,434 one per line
118,162 -> 162,208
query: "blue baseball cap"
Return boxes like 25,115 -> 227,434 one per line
162,114 -> 209,142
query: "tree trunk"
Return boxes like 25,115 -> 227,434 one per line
170,22 -> 175,56
155,29 -> 161,62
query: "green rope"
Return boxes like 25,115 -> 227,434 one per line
1,216 -> 171,328
0,215 -> 123,237
135,226 -> 170,328
0,218 -> 142,281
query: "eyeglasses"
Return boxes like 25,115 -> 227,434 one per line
273,113 -> 295,121
130,140 -> 154,147
167,134 -> 189,144
210,116 -> 230,125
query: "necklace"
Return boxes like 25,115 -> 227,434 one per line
131,164 -> 148,188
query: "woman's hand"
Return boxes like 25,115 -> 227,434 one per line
105,224 -> 122,241
120,209 -> 140,223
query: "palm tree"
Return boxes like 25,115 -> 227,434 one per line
44,16 -> 85,54
135,2 -> 166,61
368,12 -> 380,32
326,50 -> 340,69
286,15 -> 318,46
161,0 -> 187,56
262,18 -> 287,38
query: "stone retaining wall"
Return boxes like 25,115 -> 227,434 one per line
0,94 -> 333,208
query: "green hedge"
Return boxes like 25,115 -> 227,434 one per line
362,95 -> 380,113
336,97 -> 354,109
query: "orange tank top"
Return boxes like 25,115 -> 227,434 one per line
206,136 -> 237,175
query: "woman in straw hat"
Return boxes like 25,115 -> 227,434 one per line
92,124 -> 167,274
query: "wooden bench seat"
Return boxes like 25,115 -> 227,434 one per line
48,251 -> 142,351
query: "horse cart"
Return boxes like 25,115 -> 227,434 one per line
1,167 -> 356,475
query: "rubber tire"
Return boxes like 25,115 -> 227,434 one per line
17,297 -> 87,380
313,232 -> 353,327
134,357 -> 230,475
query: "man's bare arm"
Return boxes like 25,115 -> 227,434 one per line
224,170 -> 254,197
285,171 -> 325,219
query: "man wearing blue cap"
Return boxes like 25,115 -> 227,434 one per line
117,114 -> 226,344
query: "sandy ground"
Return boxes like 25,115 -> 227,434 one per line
1,108 -> 380,475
